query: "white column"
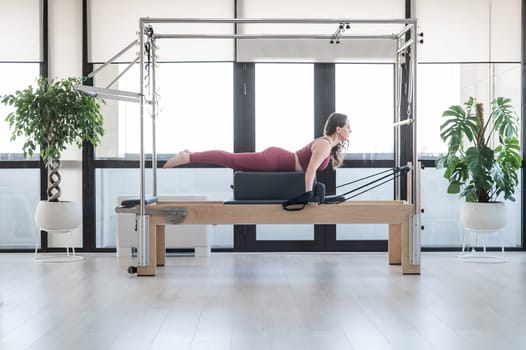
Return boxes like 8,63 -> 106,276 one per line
47,0 -> 84,248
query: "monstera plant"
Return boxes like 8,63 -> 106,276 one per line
1,76 -> 104,202
436,96 -> 521,202
436,96 -> 521,231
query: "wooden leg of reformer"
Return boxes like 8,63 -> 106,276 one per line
156,224 -> 166,266
401,216 -> 420,274
388,224 -> 401,265
137,218 -> 158,276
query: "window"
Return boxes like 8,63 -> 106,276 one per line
255,63 -> 314,152
0,63 -> 41,160
335,64 -> 394,157
95,62 -> 234,158
417,63 -> 521,158
255,63 -> 314,240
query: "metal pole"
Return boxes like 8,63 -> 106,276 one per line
410,23 -> 421,266
151,35 -> 158,197
155,34 -> 397,40
141,17 -> 416,25
393,118 -> 414,127
394,37 -> 401,201
396,23 -> 413,39
138,20 -> 148,268
397,39 -> 414,55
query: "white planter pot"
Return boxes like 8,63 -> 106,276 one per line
460,202 -> 506,231
34,200 -> 81,232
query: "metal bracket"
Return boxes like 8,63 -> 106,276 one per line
115,206 -> 188,224
147,208 -> 187,224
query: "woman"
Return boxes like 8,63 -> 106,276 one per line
163,112 -> 351,196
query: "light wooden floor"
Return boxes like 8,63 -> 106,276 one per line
1,251 -> 526,350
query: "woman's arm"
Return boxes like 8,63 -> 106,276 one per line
304,139 -> 332,192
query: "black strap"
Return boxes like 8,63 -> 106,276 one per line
282,182 -> 326,211
282,166 -> 409,209
282,191 -> 314,211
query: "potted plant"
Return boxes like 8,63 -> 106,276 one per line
436,96 -> 522,231
1,76 -> 104,233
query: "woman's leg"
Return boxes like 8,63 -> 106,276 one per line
186,147 -> 296,171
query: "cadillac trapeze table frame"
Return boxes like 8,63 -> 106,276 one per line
105,17 -> 421,275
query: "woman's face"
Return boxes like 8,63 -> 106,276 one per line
338,118 -> 352,141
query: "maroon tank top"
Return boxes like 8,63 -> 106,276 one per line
295,136 -> 332,172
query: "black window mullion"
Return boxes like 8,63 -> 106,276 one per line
233,62 -> 255,251
82,1 -> 96,250
314,63 -> 335,250
38,0 -> 49,250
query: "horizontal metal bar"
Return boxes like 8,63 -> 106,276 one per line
95,93 -> 142,104
87,40 -> 138,78
393,118 -> 414,127
77,85 -> 141,98
156,34 -> 397,40
76,85 -> 152,104
141,17 -> 416,25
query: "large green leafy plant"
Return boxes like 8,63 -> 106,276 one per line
1,76 -> 104,201
436,97 -> 521,202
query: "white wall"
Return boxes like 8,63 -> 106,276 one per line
47,0 -> 84,247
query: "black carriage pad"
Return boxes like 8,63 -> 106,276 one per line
227,172 -> 327,208
232,171 -> 306,200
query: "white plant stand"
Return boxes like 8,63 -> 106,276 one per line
34,229 -> 83,263
459,228 -> 507,263
33,200 -> 83,263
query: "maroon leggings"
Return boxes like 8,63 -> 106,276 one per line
190,147 -> 296,171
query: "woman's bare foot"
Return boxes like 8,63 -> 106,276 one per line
163,150 -> 191,168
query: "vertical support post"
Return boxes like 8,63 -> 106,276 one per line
394,36 -> 401,201
138,19 -> 148,267
151,34 -> 158,197
137,215 -> 156,276
403,161 -> 420,274
410,23 -> 421,266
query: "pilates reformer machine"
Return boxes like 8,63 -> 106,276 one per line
84,17 -> 422,276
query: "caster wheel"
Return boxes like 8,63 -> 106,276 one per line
128,266 -> 137,274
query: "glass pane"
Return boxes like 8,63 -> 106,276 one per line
256,225 -> 313,241
335,168 -> 393,240
254,63 -> 314,241
255,64 -> 314,152
421,168 -> 522,247
0,169 -> 40,248
417,63 -> 521,157
335,64 -> 394,156
95,62 -> 233,159
0,63 -> 41,160
96,168 -> 234,249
